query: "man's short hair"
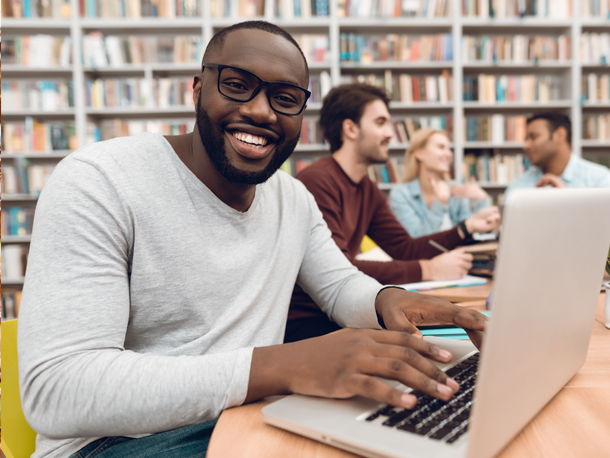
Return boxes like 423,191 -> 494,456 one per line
526,112 -> 572,145
320,83 -> 390,153
202,20 -> 309,79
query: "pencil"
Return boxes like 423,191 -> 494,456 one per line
428,239 -> 450,253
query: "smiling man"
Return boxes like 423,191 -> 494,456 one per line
18,22 -> 486,458
505,112 -> 610,197
287,83 -> 498,342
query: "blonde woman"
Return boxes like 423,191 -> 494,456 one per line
390,129 -> 499,238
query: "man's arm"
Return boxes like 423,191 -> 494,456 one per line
18,157 -> 252,439
245,191 -> 486,408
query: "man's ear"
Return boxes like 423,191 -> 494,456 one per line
552,126 -> 567,144
192,75 -> 203,106
342,118 -> 359,142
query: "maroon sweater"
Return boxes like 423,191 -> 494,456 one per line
289,157 -> 463,320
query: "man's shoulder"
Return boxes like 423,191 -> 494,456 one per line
575,155 -> 610,177
295,157 -> 336,182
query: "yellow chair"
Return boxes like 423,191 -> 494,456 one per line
2,319 -> 37,458
360,235 -> 378,253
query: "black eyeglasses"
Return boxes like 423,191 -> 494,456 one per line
202,63 -> 310,116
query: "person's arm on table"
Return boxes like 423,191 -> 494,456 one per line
247,194 -> 486,410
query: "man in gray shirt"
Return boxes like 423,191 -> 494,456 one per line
18,21 -> 486,458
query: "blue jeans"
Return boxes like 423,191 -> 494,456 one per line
68,420 -> 217,458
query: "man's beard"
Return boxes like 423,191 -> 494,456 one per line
195,93 -> 299,185
357,132 -> 388,165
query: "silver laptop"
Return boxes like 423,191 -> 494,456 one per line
263,188 -> 610,458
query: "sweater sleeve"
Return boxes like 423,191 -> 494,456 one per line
389,185 -> 445,237
18,158 -> 252,440
295,189 -> 384,328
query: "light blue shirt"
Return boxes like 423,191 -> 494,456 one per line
506,154 -> 610,198
389,178 -> 491,237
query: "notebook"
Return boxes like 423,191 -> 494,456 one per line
400,275 -> 487,292
263,188 -> 610,458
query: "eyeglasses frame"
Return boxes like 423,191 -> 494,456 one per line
201,62 -> 311,116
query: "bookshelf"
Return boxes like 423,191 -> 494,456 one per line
2,0 -> 610,305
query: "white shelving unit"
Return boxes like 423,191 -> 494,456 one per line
2,1 -> 609,293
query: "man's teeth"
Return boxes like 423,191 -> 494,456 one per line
232,131 -> 268,147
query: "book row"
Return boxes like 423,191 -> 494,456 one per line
307,71 -> 332,103
296,115 -> 453,147
461,35 -> 571,63
461,0 -> 571,18
4,0 -> 71,18
582,73 -> 610,102
392,116 -> 453,142
90,119 -> 195,142
82,33 -> 202,68
367,158 -> 405,184
464,115 -> 528,142
80,0 -> 200,18
1,246 -> 30,280
336,0 -> 449,18
2,161 -> 55,197
2,80 -> 75,111
463,74 -> 562,103
581,0 -> 610,17
580,33 -> 610,65
86,77 -> 195,109
2,290 -> 23,321
583,114 -> 610,140
462,152 -> 531,185
3,36 -> 72,67
294,35 -> 330,64
1,208 -> 36,237
339,33 -> 453,63
273,0 -> 329,18
341,70 -> 453,103
2,119 -> 78,152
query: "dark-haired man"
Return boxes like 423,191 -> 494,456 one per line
18,23 -> 486,458
506,112 -> 610,196
286,83 -> 500,342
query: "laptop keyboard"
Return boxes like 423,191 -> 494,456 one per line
364,352 -> 480,444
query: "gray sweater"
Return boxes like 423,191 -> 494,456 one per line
18,133 -> 383,458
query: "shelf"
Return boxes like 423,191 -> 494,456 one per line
389,101 -> 454,109
1,151 -> 72,159
460,18 -> 572,28
2,65 -> 73,76
304,102 -> 323,110
464,142 -> 525,149
2,194 -> 39,202
80,18 -> 204,29
376,183 -> 397,191
337,18 -> 453,28
2,18 -> 72,30
581,140 -> 610,148
295,144 -> 329,152
86,106 -> 195,116
341,61 -> 453,70
2,109 -> 76,117
462,61 -> 572,69
582,102 -> 610,108
0,278 -> 26,287
83,64 -> 201,74
581,19 -> 610,28
581,63 -> 610,70
1,236 -> 33,244
462,100 -> 571,109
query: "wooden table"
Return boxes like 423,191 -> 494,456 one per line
207,287 -> 610,458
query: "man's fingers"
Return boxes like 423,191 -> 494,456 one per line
384,310 -> 424,339
349,374 -> 418,409
369,330 -> 452,363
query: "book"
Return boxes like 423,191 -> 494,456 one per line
399,275 -> 488,292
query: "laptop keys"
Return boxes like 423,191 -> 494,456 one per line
365,353 -> 480,444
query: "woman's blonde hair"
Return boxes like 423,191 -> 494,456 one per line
402,129 -> 450,183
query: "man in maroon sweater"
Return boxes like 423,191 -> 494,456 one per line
285,83 -> 500,342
